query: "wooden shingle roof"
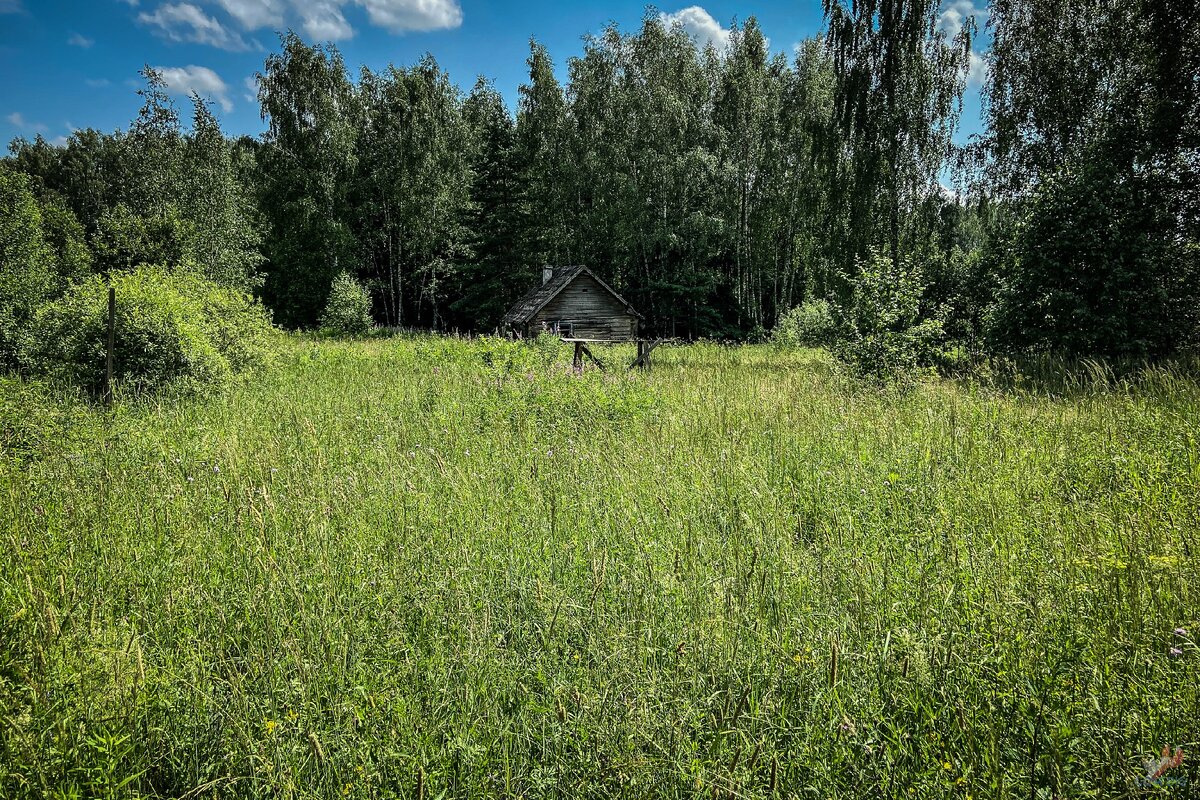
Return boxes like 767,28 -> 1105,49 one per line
502,266 -> 643,326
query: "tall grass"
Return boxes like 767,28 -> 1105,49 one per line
2,336 -> 1197,798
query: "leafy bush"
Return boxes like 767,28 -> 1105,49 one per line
0,169 -> 56,369
834,250 -> 946,383
773,299 -> 837,347
320,273 -> 373,337
23,266 -> 275,397
91,203 -> 193,275
984,162 -> 1200,359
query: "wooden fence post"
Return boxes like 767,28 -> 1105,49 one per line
103,285 -> 115,406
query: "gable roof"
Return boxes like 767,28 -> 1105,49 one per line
502,265 -> 644,326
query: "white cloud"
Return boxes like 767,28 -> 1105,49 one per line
354,0 -> 461,33
967,51 -> 989,87
242,74 -> 258,103
937,0 -> 987,39
5,112 -> 48,133
156,64 -> 234,112
214,0 -> 283,29
139,3 -> 252,50
300,1 -> 353,40
118,0 -> 140,6
51,135 -> 70,146
68,32 -> 94,48
85,78 -> 112,87
938,1 -> 989,88
660,6 -> 731,51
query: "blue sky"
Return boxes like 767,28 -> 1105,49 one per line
0,0 -> 987,150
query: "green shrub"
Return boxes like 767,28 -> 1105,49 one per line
834,250 -> 946,384
320,273 -> 373,337
773,299 -> 837,347
984,162 -> 1199,359
0,169 -> 56,369
91,203 -> 193,275
23,266 -> 275,397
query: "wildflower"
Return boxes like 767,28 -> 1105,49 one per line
943,761 -> 953,772
1169,647 -> 1183,658
213,464 -> 220,473
287,709 -> 298,721
1175,628 -> 1188,638
793,653 -> 804,665
264,718 -> 277,735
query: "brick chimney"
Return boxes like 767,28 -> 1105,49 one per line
542,265 -> 554,285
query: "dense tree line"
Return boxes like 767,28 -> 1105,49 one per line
3,0 -> 1197,366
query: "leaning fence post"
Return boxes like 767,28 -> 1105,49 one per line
103,285 -> 115,407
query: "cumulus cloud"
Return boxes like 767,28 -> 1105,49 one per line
214,0 -> 284,29
156,64 -> 234,112
301,1 -> 353,40
133,0 -> 462,43
5,112 -> 49,132
937,0 -> 987,39
355,0 -> 461,33
967,51 -> 989,87
139,3 -> 252,50
243,75 -> 258,103
660,6 -> 731,51
68,33 -> 94,48
937,1 -> 989,88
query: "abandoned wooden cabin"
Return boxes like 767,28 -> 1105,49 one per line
502,266 -> 643,341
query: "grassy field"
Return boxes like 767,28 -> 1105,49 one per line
2,336 -> 1198,799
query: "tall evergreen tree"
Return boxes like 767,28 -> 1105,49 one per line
452,78 -> 522,330
515,41 -> 571,268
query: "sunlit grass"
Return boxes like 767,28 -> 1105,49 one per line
2,335 -> 1198,798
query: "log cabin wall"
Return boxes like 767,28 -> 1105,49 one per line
531,274 -> 639,340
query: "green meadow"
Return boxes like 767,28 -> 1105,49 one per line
2,336 -> 1198,798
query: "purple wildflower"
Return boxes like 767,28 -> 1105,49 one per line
1174,628 -> 1188,638
1169,647 -> 1183,658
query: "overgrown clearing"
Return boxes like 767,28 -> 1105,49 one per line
3,337 -> 1198,798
